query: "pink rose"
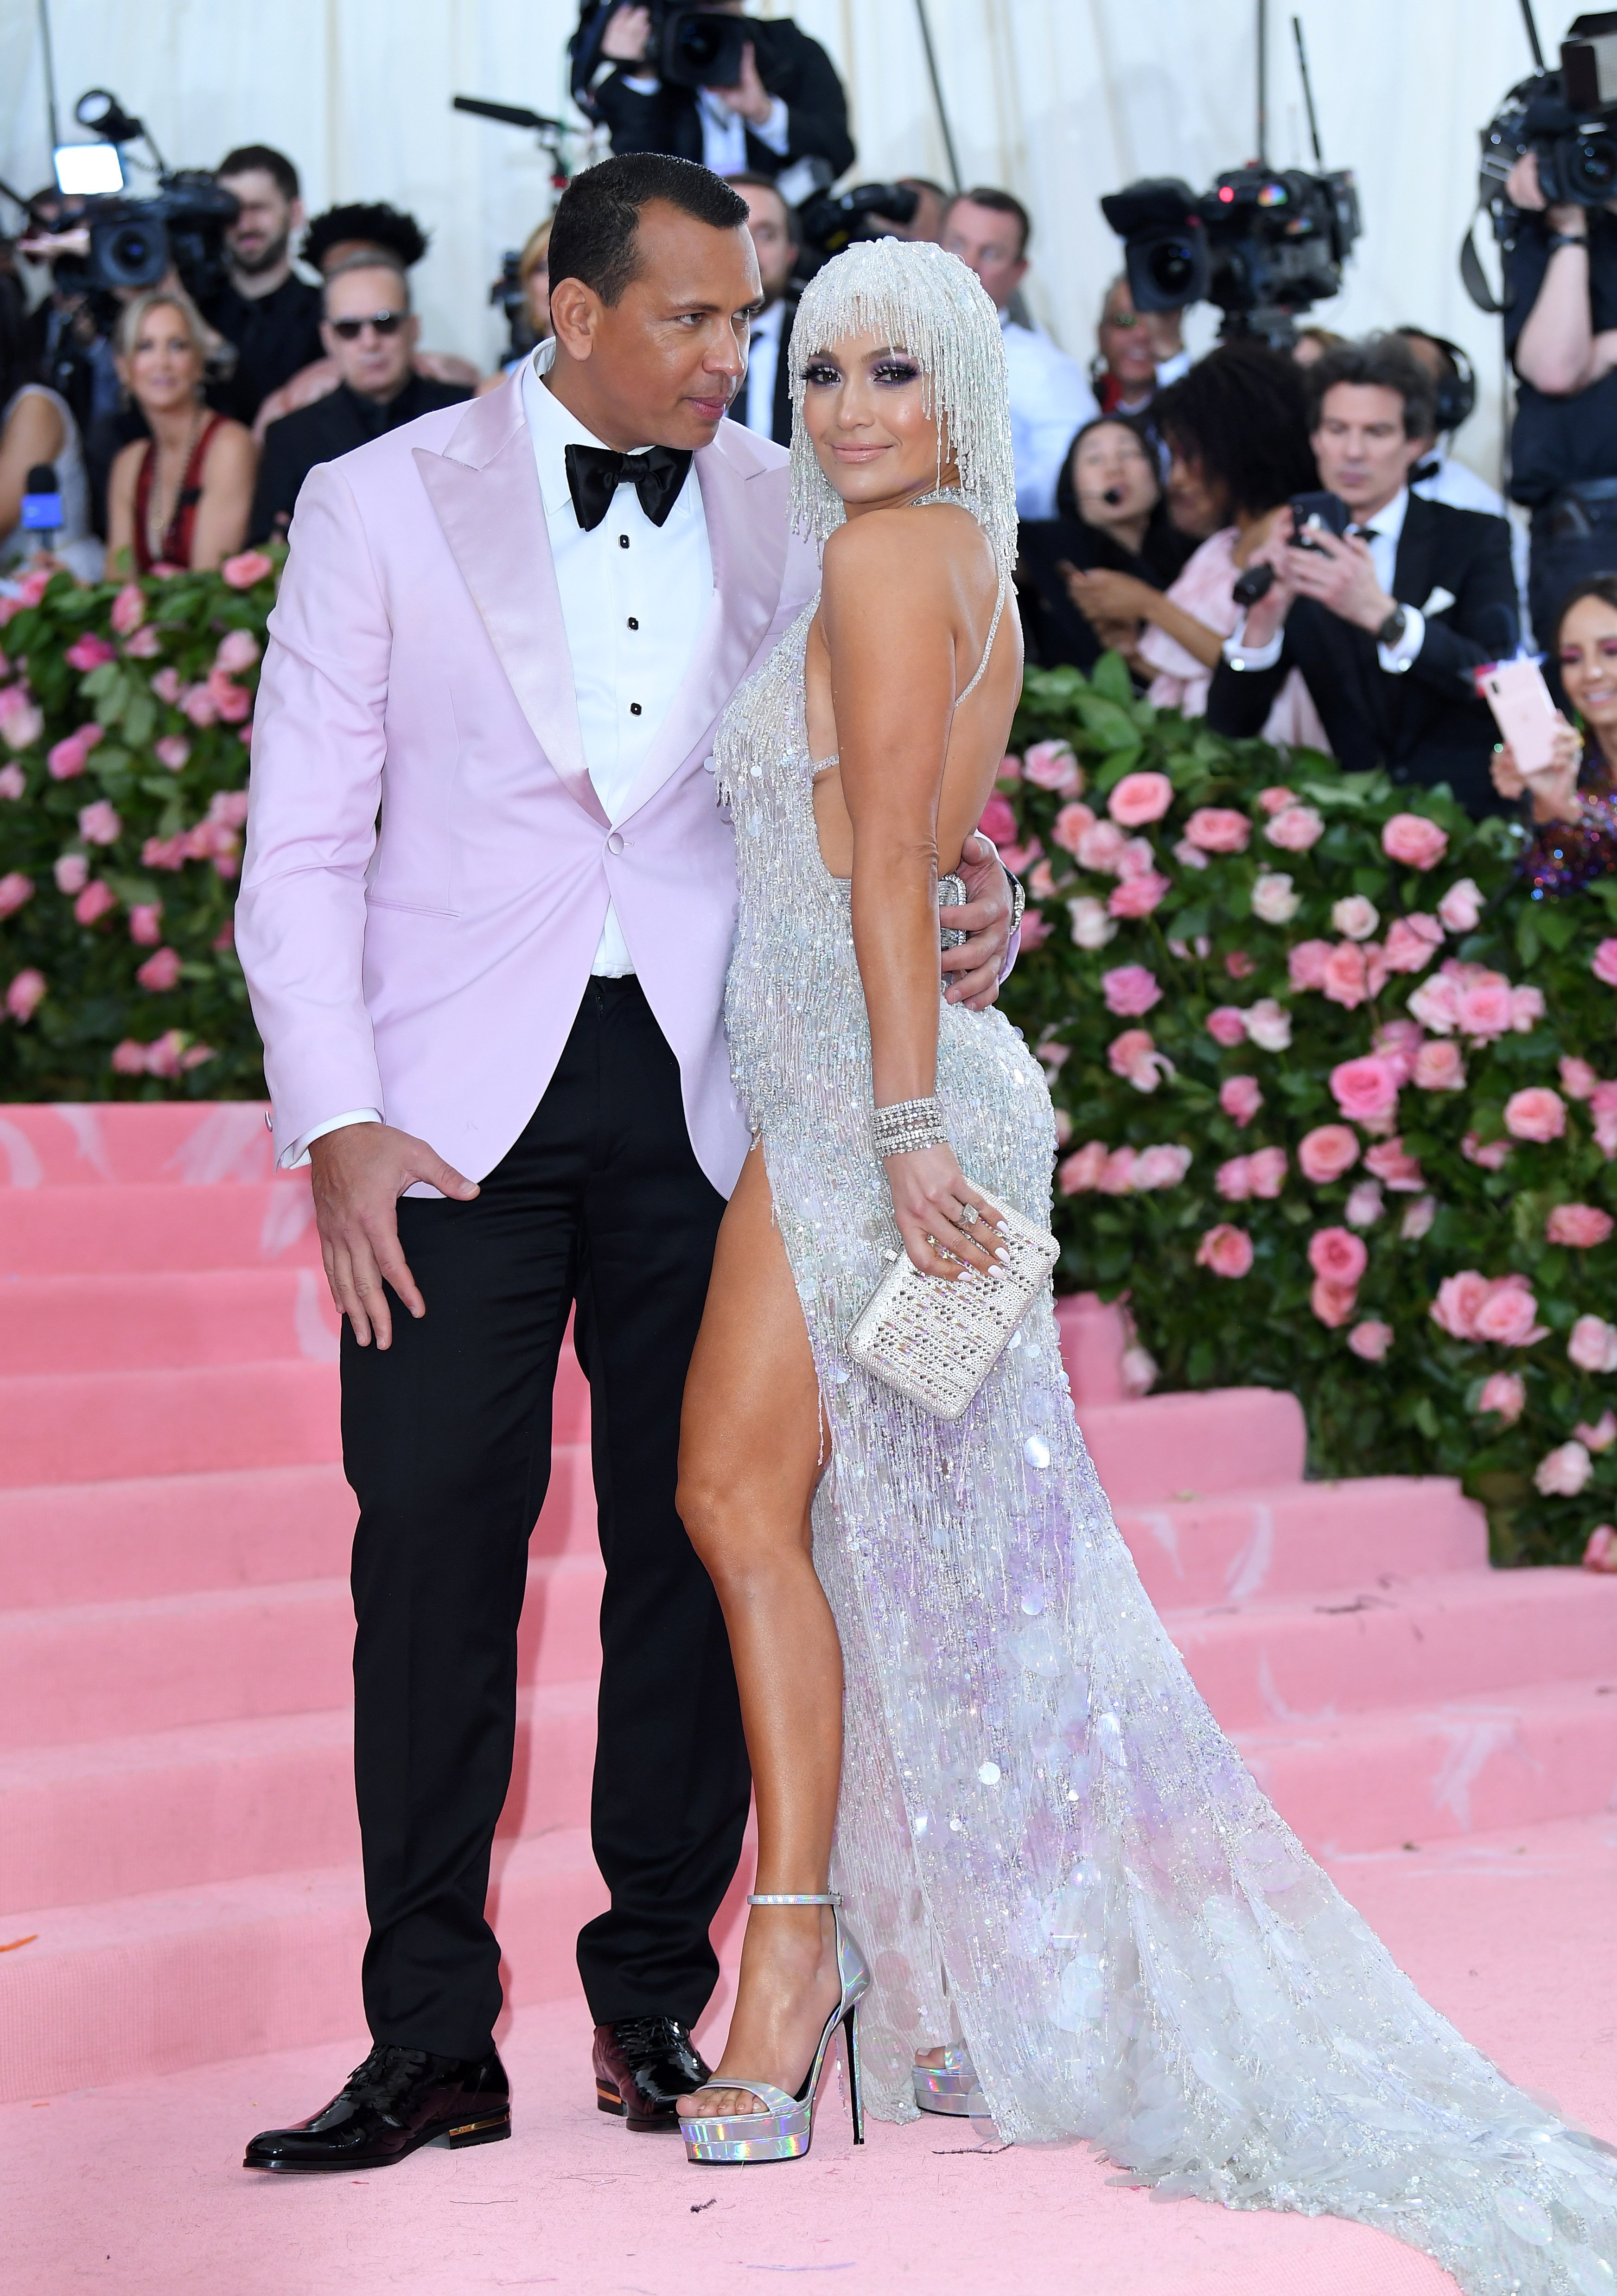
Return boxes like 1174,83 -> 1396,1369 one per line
1382,813 -> 1449,870
53,852 -> 88,895
47,733 -> 85,779
999,838 -> 1042,876
1561,1056 -> 1600,1101
1196,1223 -> 1254,1278
1133,1144 -> 1191,1190
1505,1087 -> 1566,1143
206,666 -> 252,722
1432,1271 -> 1491,1341
1173,836 -> 1210,872
1101,963 -> 1162,1017
1331,894 -> 1380,942
1478,1371 -> 1526,1423
1115,836 -> 1159,882
1027,859 -> 1059,900
1577,1409 -> 1617,1452
154,735 -> 191,772
1017,909 -> 1050,950
1372,1018 -> 1424,1083
1247,1147 -> 1287,1198
135,945 -> 183,992
1287,939 -> 1333,992
998,753 -> 1022,784
1382,914 -> 1444,973
1510,985 -> 1546,1033
1413,1039 -> 1466,1091
180,682 -> 219,727
151,666 -> 183,706
1329,1054 -> 1401,1126
1592,1081 -> 1617,1160
1321,942 -> 1370,1009
1224,950 -> 1256,979
0,695 -> 39,747
5,968 -> 46,1022
128,902 -> 164,946
1535,1440 -> 1593,1498
1097,1147 -> 1138,1196
1364,1137 -> 1424,1191
1401,1194 -> 1436,1240
144,1029 -> 184,1078
1438,877 -> 1483,932
109,583 -> 146,635
1076,820 -> 1127,874
64,632 -> 115,673
1407,973 -> 1461,1034
1107,1027 -> 1171,1091
1067,895 -> 1114,950
1184,806 -> 1250,854
1216,1155 -> 1253,1200
1057,1142 -> 1109,1195
1462,1131 -> 1512,1172
1349,1320 -> 1394,1361
978,792 -> 1017,846
1311,1278 -> 1358,1328
1457,981 -> 1513,1039
1220,1075 -> 1263,1128
1050,801 -> 1095,855
73,880 -> 115,925
1298,1124 -> 1360,1184
1243,998 -> 1290,1051
109,1038 -> 147,1076
1309,1227 -> 1369,1287
1593,938 -> 1617,989
0,763 -> 24,799
222,549 -> 275,589
1264,804 -> 1325,853
1569,1314 -> 1617,1372
1345,1180 -> 1384,1228
1257,785 -> 1297,814
1548,1202 -> 1614,1247
1474,1278 -> 1545,1346
123,625 -> 162,658
0,870 -> 32,918
1205,1005 -> 1248,1048
1583,1526 -> 1617,1572
1107,771 -> 1173,827
214,627 -> 261,674
77,799 -> 121,847
1108,871 -> 1170,919
1250,871 -> 1299,924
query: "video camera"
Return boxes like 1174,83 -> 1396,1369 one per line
571,0 -> 751,111
1100,165 -> 1361,348
1479,12 -> 1617,211
47,91 -> 238,303
796,180 -> 918,267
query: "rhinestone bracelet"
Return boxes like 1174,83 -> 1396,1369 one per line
873,1095 -> 947,1158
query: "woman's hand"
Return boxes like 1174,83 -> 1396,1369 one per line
1061,564 -> 1156,622
1493,715 -> 1583,818
884,1143 -> 1007,1280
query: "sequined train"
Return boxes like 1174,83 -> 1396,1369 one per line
715,590 -> 1617,2294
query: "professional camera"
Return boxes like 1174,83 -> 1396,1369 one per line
46,92 -> 238,302
1478,13 -> 1617,212
571,0 -> 750,113
796,180 -> 917,266
1100,166 -> 1360,347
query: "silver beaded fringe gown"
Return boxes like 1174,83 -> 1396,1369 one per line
715,563 -> 1617,2293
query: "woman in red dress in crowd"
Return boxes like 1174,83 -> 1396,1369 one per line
106,287 -> 256,574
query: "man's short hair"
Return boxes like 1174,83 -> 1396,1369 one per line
304,202 -> 428,274
321,253 -> 411,314
726,170 -> 799,244
217,145 -> 300,203
946,186 -> 1031,258
547,153 -> 749,307
1304,334 -> 1438,441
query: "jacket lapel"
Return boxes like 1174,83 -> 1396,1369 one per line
1392,491 -> 1438,617
412,377 -> 607,828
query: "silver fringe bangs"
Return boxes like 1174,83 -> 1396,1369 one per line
785,239 -> 1018,581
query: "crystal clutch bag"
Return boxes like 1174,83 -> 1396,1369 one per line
845,1186 -> 1060,1420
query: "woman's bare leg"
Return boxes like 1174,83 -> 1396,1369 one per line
675,1144 -> 845,2119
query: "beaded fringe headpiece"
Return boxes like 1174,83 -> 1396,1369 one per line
786,238 -> 1017,584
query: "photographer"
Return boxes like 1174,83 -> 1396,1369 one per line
1208,337 -> 1516,817
1500,149 -> 1617,651
588,3 -> 853,185
1093,274 -> 1188,419
201,146 -> 324,427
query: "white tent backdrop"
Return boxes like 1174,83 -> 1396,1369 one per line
0,2 -> 1553,483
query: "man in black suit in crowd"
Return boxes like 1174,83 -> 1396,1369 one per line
730,172 -> 796,446
249,255 -> 472,544
587,1 -> 853,190
1208,336 -> 1517,818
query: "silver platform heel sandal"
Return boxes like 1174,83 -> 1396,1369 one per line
913,2043 -> 975,2116
678,1892 -> 870,2165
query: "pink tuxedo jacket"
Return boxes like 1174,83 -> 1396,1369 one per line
236,374 -> 820,1196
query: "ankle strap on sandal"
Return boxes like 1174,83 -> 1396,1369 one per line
747,1892 -> 841,1906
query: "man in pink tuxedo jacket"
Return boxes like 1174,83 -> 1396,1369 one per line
236,157 -> 1011,2174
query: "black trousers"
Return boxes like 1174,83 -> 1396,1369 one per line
342,978 -> 750,2059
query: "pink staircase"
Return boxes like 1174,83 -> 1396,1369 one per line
1,1105 -> 1614,2108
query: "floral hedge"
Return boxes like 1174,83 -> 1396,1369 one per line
0,554 -> 277,1098
996,654 -> 1617,1567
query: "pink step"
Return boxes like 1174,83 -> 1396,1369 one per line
1053,1293 -> 1130,1404
0,1679 -> 598,1913
0,1101 -> 281,1188
1170,1567 -> 1617,1727
1116,1476 -> 1486,1610
0,1555 -> 604,1749
0,1361 -> 340,1486
0,1183 -> 319,1274
0,1267 -> 341,1374
1076,1386 -> 1305,1504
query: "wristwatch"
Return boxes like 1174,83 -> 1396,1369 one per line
1547,230 -> 1590,251
1376,605 -> 1408,648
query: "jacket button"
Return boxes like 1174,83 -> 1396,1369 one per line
607,831 -> 625,855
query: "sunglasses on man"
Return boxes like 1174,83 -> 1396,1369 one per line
328,310 -> 408,340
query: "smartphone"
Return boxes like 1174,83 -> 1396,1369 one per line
1288,490 -> 1352,551
1479,657 -> 1563,777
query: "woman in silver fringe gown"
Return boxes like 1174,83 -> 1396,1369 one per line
673,237 -> 1617,2289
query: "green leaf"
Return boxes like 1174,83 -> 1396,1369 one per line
1089,651 -> 1134,706
1535,903 -> 1579,951
1515,907 -> 1541,968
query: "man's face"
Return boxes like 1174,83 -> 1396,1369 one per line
941,198 -> 1026,313
1097,281 -> 1156,389
1311,382 -> 1423,516
738,181 -> 794,304
321,265 -> 417,403
218,169 -> 299,275
549,202 -> 760,452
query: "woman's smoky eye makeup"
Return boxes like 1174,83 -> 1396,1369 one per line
870,356 -> 922,386
803,358 -> 842,388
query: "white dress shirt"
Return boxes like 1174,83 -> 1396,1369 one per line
618,75 -> 789,176
1224,485 -> 1426,678
739,297 -> 785,438
1000,310 -> 1098,522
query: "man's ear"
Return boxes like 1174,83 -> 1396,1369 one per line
547,274 -> 602,362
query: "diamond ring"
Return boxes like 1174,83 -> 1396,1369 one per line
958,1204 -> 980,1227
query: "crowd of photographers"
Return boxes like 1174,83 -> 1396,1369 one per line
3,0 -> 1615,846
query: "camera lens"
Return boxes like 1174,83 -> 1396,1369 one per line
1568,132 -> 1617,198
675,19 -> 725,69
101,220 -> 166,287
1146,236 -> 1199,299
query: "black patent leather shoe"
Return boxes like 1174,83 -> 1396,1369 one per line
243,2043 -> 510,2172
593,2015 -> 711,2132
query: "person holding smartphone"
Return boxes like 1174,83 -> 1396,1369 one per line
1491,576 -> 1617,895
1207,336 -> 1517,816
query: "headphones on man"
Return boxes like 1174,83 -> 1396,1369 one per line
1393,328 -> 1477,436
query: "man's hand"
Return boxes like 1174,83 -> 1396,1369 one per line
942,832 -> 1012,1010
1233,512 -> 1300,651
717,41 -> 776,125
1284,524 -> 1394,635
309,1122 -> 479,1350
1061,565 -> 1156,623
602,3 -> 652,64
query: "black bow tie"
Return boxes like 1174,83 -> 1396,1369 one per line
564,441 -> 692,533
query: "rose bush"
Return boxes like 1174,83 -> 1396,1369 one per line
997,653 -> 1617,1564
0,557 -> 279,1097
